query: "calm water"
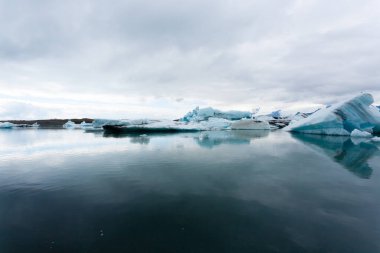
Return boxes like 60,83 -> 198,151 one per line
0,129 -> 379,253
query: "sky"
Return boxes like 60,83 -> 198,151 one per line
0,0 -> 380,120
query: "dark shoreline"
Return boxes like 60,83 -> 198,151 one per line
0,118 -> 93,128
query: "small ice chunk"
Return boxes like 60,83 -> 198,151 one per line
80,121 -> 93,129
350,129 -> 372,138
371,136 -> 380,142
63,120 -> 79,128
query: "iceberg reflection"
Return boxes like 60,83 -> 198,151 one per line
194,130 -> 269,149
292,134 -> 378,179
101,130 -> 270,149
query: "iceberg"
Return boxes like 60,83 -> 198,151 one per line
284,93 -> 380,135
92,119 -> 126,128
103,118 -> 233,133
0,122 -> 15,128
350,129 -> 372,138
80,121 -> 93,129
102,114 -> 273,134
271,110 -> 282,119
371,136 -> 380,142
102,106 -> 255,134
181,107 -> 251,122
63,120 -> 80,129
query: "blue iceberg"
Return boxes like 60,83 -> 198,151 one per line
284,93 -> 380,135
181,107 -> 251,122
0,122 -> 15,128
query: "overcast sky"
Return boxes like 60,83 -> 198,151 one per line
0,0 -> 380,119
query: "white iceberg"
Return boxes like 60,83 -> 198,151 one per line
80,121 -> 93,129
63,120 -> 80,129
284,93 -> 380,135
350,129 -> 372,138
371,136 -> 380,142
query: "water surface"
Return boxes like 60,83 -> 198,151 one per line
0,129 -> 379,253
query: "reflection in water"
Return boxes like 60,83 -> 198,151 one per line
0,129 -> 380,253
102,130 -> 270,149
195,130 -> 269,148
130,135 -> 150,145
292,133 -> 379,179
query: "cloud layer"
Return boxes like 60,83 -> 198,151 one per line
1,0 -> 380,119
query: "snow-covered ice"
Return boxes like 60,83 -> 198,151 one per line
371,136 -> 380,142
284,93 -> 380,135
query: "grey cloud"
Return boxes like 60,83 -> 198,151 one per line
0,0 -> 380,119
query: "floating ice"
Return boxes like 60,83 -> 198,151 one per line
350,129 -> 372,138
0,122 -> 15,128
371,136 -> 380,142
80,121 -> 93,129
92,119 -> 126,128
102,106 -> 255,133
181,107 -> 251,122
103,117 -> 234,133
284,93 -> 380,135
63,120 -> 79,129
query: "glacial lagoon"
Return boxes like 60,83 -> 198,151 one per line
0,129 -> 379,253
